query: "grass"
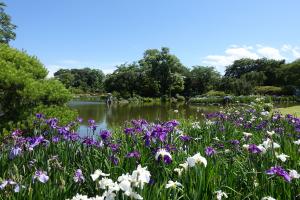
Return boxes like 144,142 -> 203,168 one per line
278,105 -> 300,116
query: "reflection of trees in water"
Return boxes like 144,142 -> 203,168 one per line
104,103 -> 218,128
70,103 -> 106,126
70,102 -> 220,130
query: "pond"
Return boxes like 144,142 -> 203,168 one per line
69,100 -> 300,136
68,101 -> 220,136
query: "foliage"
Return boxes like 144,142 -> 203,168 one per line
189,66 -> 221,95
254,86 -> 283,95
54,68 -> 105,93
223,58 -> 286,95
0,45 -> 72,130
205,90 -> 226,97
278,60 -> 300,88
225,58 -> 284,86
139,47 -> 188,97
0,2 -> 16,44
189,95 -> 273,104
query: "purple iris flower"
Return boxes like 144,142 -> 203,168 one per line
126,151 -> 141,159
205,146 -> 216,156
295,126 -> 300,133
151,125 -> 168,142
109,143 -> 120,152
99,130 -> 111,140
77,117 -> 83,123
248,144 -> 262,154
163,155 -> 172,164
64,133 -> 80,141
52,136 -> 60,143
155,149 -> 172,164
88,119 -> 97,131
230,140 -> 240,145
274,127 -> 284,134
35,113 -> 44,119
164,144 -> 177,152
88,119 -> 95,124
164,120 -> 180,131
73,169 -> 85,183
124,127 -> 135,135
256,120 -> 268,130
180,135 -> 192,142
33,171 -> 49,183
11,129 -> 22,137
46,118 -> 58,129
57,126 -> 70,135
110,155 -> 119,165
82,137 -> 96,146
27,136 -> 48,151
143,131 -> 151,146
9,146 -> 22,159
206,112 -> 219,119
266,166 -> 291,182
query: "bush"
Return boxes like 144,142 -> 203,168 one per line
161,95 -> 169,102
175,94 -> 185,101
205,90 -> 226,97
0,105 -> 78,140
254,86 -> 283,95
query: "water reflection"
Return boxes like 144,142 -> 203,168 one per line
68,101 -> 220,136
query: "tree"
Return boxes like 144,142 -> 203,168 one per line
54,68 -> 105,93
278,60 -> 300,88
104,63 -> 140,98
0,44 -> 72,125
225,58 -> 284,86
189,66 -> 221,95
240,71 -> 266,86
0,2 -> 16,44
139,47 -> 188,97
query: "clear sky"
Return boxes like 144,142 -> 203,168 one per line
6,0 -> 300,76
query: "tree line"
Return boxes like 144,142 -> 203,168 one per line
54,47 -> 300,98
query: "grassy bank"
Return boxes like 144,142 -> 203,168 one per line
278,105 -> 300,116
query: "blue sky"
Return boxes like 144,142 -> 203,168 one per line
6,0 -> 300,76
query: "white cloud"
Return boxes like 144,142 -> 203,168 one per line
203,44 -> 299,74
203,46 -> 259,72
257,47 -> 284,60
281,44 -> 300,58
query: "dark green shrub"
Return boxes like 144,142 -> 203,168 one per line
205,90 -> 226,97
175,94 -> 185,101
254,86 -> 283,95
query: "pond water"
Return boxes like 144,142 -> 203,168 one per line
68,101 -> 220,136
68,100 -> 300,136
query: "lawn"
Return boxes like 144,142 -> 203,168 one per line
278,105 -> 300,116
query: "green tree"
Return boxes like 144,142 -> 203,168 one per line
54,68 -> 105,93
139,47 -> 188,97
0,2 -> 16,44
189,66 -> 221,95
278,59 -> 300,88
104,63 -> 140,98
0,44 -> 72,126
225,58 -> 284,86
